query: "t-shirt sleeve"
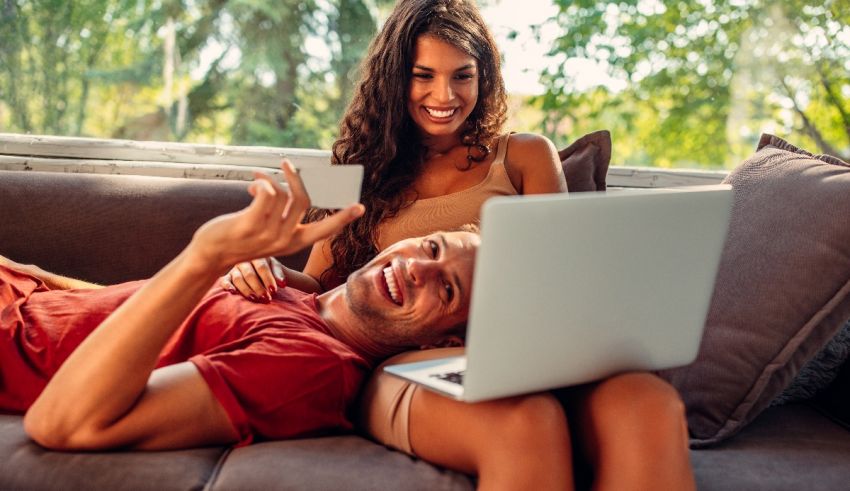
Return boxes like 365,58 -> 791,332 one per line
190,331 -> 353,446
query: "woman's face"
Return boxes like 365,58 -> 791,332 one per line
407,35 -> 479,141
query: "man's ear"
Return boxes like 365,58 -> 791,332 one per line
420,335 -> 464,350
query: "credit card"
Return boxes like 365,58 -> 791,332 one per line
267,165 -> 363,209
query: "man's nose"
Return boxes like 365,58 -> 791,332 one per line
406,257 -> 439,285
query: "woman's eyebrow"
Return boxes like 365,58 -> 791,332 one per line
412,63 -> 476,72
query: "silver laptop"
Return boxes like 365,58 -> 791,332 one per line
384,185 -> 733,402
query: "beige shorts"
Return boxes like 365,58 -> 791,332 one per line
358,347 -> 464,456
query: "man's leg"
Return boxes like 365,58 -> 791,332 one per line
565,372 -> 695,491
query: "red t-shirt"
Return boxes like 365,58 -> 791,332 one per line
0,265 -> 373,445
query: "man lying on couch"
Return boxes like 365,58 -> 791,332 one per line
0,162 -> 479,451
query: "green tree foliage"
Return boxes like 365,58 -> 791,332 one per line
0,0 -> 387,149
535,0 -> 850,167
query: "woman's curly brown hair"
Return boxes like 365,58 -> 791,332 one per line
311,0 -> 507,287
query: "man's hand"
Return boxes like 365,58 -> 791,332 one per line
190,160 -> 363,276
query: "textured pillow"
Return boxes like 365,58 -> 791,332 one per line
812,349 -> 850,430
771,317 -> 850,406
658,134 -> 850,447
559,130 -> 611,192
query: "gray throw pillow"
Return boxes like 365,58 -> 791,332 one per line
658,134 -> 850,447
559,130 -> 611,192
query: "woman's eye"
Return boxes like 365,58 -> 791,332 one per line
455,73 -> 474,80
412,73 -> 432,79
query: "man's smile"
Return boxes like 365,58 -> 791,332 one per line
382,264 -> 404,305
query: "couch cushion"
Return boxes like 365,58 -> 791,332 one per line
691,404 -> 850,491
0,171 -> 311,284
209,436 -> 473,491
0,414 -> 226,491
659,134 -> 850,446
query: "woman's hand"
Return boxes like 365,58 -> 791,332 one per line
189,160 -> 364,277
220,257 -> 286,302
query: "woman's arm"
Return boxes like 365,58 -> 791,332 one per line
222,254 -> 324,299
503,133 -> 568,195
221,229 -> 339,299
24,162 -> 364,450
219,235 -> 335,298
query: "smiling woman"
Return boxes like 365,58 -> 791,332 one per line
407,36 -> 479,143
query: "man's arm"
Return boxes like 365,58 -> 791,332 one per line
0,255 -> 102,290
23,162 -> 364,450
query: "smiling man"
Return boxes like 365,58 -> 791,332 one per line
0,162 -> 479,452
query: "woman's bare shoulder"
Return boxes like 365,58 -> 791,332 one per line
504,133 -> 566,195
506,132 -> 557,154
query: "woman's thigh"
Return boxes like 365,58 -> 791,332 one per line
358,347 -> 464,456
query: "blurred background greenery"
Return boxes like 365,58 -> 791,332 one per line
1,0 -> 847,168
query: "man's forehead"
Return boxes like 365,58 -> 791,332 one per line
443,231 -> 480,252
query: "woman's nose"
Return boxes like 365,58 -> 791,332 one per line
433,78 -> 454,102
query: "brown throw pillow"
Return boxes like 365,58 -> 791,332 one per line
559,130 -> 611,192
658,134 -> 850,447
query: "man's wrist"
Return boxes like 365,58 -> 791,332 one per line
181,242 -> 231,280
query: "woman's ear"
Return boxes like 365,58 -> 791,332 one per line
420,335 -> 464,350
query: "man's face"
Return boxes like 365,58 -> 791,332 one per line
345,231 -> 479,348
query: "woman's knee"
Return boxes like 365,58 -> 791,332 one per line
494,393 -> 570,444
595,372 -> 685,417
589,372 -> 689,448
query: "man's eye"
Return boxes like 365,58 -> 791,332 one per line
444,281 -> 454,302
428,239 -> 439,258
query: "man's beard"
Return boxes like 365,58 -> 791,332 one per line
345,272 -> 421,349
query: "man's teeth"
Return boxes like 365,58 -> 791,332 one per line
426,107 -> 454,118
383,266 -> 401,304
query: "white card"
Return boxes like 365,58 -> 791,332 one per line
267,165 -> 363,209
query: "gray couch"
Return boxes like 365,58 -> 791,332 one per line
2,170 -> 849,490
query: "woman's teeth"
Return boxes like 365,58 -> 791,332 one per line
426,107 -> 455,118
383,266 -> 401,304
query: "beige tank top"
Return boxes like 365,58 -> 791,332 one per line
376,134 -> 518,250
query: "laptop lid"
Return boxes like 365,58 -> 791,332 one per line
459,185 -> 733,401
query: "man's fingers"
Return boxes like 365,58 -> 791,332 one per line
255,172 -> 292,222
279,161 -> 311,230
246,172 -> 289,226
294,203 -> 365,247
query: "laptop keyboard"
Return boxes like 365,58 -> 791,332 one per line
431,370 -> 465,385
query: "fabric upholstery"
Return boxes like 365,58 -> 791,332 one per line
659,134 -> 850,446
559,130 -> 611,192
690,404 -> 850,490
0,414 -> 224,491
0,171 -> 311,284
210,436 -> 472,491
